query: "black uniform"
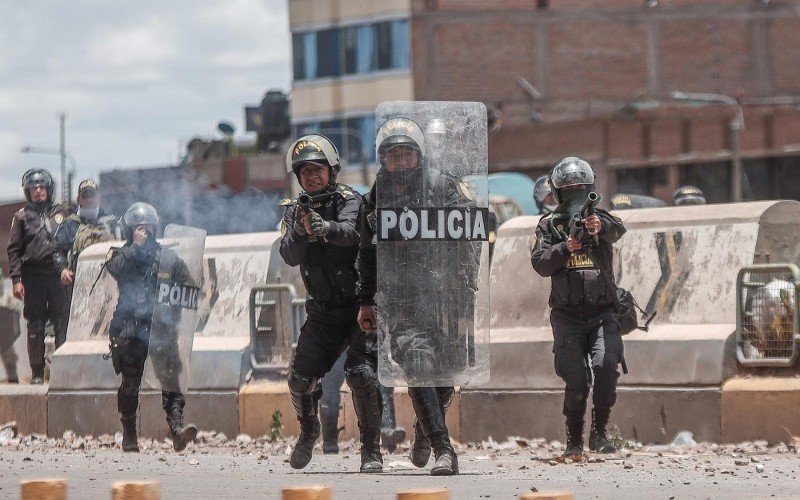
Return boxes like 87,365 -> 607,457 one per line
531,209 -> 626,430
358,166 -> 469,470
279,183 -> 382,466
7,201 -> 70,377
105,239 -> 192,422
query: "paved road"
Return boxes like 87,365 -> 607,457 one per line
2,443 -> 799,499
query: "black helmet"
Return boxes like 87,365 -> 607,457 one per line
549,157 -> 595,204
285,134 -> 341,182
121,202 -> 159,243
376,117 -> 426,167
533,175 -> 556,214
21,169 -> 54,203
673,185 -> 706,206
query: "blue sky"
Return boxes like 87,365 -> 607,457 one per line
0,0 -> 291,202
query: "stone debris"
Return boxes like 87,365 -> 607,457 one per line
0,421 -> 18,444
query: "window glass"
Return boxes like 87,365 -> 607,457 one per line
316,29 -> 340,78
391,19 -> 410,69
357,24 -> 377,73
742,158 -> 772,201
679,161 -> 730,203
376,21 -> 393,70
303,32 -> 317,79
360,115 -> 376,162
292,33 -> 306,80
776,156 -> 800,201
342,26 -> 358,75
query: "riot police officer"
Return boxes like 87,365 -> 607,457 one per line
673,185 -> 706,206
53,179 -> 117,329
533,175 -> 557,215
531,157 -> 627,458
279,134 -> 383,473
357,117 -> 464,476
106,203 -> 198,453
7,169 -> 70,384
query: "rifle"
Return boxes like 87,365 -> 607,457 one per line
290,192 -> 335,240
568,191 -> 601,243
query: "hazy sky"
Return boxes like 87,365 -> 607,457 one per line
0,1 -> 291,202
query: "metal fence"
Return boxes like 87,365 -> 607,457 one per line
249,284 -> 306,372
736,264 -> 800,367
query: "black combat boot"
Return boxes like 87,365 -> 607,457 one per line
589,409 -> 617,453
120,416 -> 139,453
165,396 -> 197,452
409,417 -> 431,467
27,321 -> 46,385
379,385 -> 406,453
409,387 -> 458,476
289,387 -> 321,470
320,408 -> 339,455
347,367 -> 383,473
29,366 -> 45,385
562,420 -> 584,459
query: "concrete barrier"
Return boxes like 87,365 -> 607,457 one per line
240,382 -> 461,441
721,377 -> 800,444
471,201 -> 800,443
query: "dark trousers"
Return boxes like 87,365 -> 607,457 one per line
292,300 -> 376,378
550,308 -> 624,425
22,270 -> 67,373
113,333 -> 184,419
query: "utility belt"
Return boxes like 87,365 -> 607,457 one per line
301,263 -> 358,305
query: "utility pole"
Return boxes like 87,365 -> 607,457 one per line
59,113 -> 66,202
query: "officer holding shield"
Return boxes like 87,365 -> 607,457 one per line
105,203 -> 199,453
279,134 -> 383,473
531,157 -> 626,458
357,111 -> 487,476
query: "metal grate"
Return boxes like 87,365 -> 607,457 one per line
249,285 -> 305,372
736,264 -> 800,367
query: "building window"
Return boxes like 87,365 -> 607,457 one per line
292,115 -> 377,166
679,161 -> 731,203
292,18 -> 409,82
292,33 -> 306,80
316,29 -> 340,78
616,167 -> 667,196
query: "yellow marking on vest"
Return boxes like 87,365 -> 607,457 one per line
565,252 -> 595,269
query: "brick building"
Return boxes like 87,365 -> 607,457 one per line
290,0 -> 800,203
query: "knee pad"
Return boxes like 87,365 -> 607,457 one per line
288,370 -> 318,396
345,364 -> 377,390
562,369 -> 590,393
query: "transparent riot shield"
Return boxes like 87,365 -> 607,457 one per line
375,101 -> 490,387
142,225 -> 206,394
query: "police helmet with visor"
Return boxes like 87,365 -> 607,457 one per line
285,134 -> 341,184
121,202 -> 159,243
22,169 -> 55,203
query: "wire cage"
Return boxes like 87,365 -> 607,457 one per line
736,264 -> 800,367
249,285 -> 306,372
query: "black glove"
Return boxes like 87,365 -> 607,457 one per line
309,211 -> 331,237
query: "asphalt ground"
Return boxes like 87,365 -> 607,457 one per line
2,436 -> 799,499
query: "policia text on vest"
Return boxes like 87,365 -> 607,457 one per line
377,207 -> 489,241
